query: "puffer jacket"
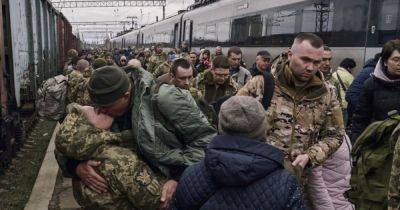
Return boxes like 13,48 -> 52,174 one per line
307,135 -> 354,210
351,59 -> 400,141
172,135 -> 305,210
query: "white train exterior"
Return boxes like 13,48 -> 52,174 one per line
109,0 -> 400,73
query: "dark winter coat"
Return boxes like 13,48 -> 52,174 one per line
172,135 -> 305,210
345,58 -> 377,115
351,59 -> 400,141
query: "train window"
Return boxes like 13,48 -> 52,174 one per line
184,20 -> 191,42
205,24 -> 217,41
271,10 -> 296,35
217,20 -> 230,43
193,24 -> 205,41
376,0 -> 399,44
330,0 -> 369,46
231,15 -> 262,43
249,15 -> 262,38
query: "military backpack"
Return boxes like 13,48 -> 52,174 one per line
36,75 -> 68,121
347,110 -> 400,210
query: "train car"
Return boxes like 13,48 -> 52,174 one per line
111,0 -> 400,73
0,0 -> 80,171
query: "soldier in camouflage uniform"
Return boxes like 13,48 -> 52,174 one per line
237,33 -> 344,181
63,49 -> 79,75
67,59 -> 92,105
56,103 -> 164,209
58,66 -> 215,209
196,55 -> 239,126
152,52 -> 175,78
147,44 -> 167,73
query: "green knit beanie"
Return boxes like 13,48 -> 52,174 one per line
93,58 -> 107,69
87,66 -> 130,106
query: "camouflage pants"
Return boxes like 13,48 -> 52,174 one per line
72,146 -> 165,210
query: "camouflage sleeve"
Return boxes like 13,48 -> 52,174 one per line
306,86 -> 344,166
101,147 -> 163,209
152,64 -> 166,78
389,137 -> 400,210
55,106 -> 122,160
236,75 -> 265,102
147,57 -> 156,73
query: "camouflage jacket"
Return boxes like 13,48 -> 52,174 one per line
152,61 -> 171,78
230,66 -> 252,87
237,56 -> 344,167
196,69 -> 239,104
196,70 -> 239,126
67,70 -> 91,105
55,104 -> 163,209
147,52 -> 167,73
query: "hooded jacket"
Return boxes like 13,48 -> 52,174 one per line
172,135 -> 305,210
351,59 -> 400,141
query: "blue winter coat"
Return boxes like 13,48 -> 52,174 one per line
345,58 -> 377,109
172,135 -> 305,210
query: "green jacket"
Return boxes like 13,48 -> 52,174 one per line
128,67 -> 216,176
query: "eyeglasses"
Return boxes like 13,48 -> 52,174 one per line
389,58 -> 400,65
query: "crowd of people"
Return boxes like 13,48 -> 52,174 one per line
53,33 -> 400,210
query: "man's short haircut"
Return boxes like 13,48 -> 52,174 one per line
171,58 -> 192,75
381,39 -> 400,65
339,58 -> 356,70
324,45 -> 332,51
212,55 -> 230,69
294,33 -> 324,49
257,50 -> 272,60
189,51 -> 197,56
227,46 -> 242,57
155,43 -> 162,48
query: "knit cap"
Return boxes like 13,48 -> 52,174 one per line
218,96 -> 266,140
87,66 -> 130,106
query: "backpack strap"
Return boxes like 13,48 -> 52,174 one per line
336,72 -> 347,92
262,72 -> 275,110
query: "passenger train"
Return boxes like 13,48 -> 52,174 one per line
108,0 -> 400,72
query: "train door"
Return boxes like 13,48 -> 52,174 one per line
173,23 -> 179,48
364,0 -> 400,61
0,0 -> 7,115
1,0 -> 14,109
189,20 -> 193,50
136,33 -> 140,48
182,19 -> 193,50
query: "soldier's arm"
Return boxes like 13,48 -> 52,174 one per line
152,64 -> 163,78
388,137 -> 400,210
156,85 -> 216,166
306,87 -> 344,166
55,106 -> 123,160
236,75 -> 264,102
